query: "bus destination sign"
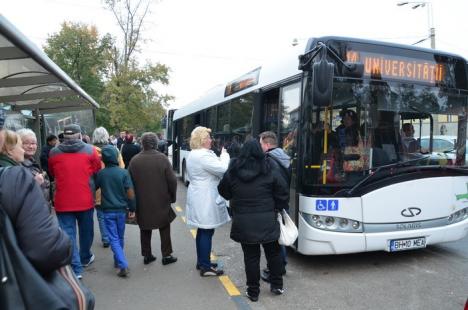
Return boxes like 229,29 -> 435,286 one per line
224,67 -> 261,97
346,51 -> 445,85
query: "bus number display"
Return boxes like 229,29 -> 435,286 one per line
346,51 -> 445,85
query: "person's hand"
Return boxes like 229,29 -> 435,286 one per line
221,147 -> 227,154
128,212 -> 135,219
34,173 -> 44,185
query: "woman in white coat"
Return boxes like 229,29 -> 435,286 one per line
186,126 -> 230,276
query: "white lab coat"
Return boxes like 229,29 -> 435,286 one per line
185,148 -> 230,229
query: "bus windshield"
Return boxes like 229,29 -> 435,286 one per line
300,78 -> 468,195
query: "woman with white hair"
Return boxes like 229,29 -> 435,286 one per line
92,126 -> 125,247
185,126 -> 230,276
17,128 -> 51,206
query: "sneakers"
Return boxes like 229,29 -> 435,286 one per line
162,255 -> 178,265
245,291 -> 259,302
143,255 -> 156,265
117,268 -> 129,277
103,242 -> 110,248
200,267 -> 224,277
196,262 -> 218,270
76,274 -> 83,280
82,254 -> 95,267
271,288 -> 284,295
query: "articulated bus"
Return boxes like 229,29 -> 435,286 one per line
171,36 -> 468,255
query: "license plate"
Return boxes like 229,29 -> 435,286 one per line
388,237 -> 426,252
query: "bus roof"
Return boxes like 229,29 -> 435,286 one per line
173,36 -> 468,121
173,42 -> 304,121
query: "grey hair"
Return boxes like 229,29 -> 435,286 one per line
92,127 -> 110,144
141,132 -> 159,151
16,128 -> 36,140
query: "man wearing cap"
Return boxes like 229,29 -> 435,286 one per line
48,124 -> 101,279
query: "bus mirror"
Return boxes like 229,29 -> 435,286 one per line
342,62 -> 364,78
312,59 -> 334,107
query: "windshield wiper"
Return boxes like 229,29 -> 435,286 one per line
345,155 -> 431,196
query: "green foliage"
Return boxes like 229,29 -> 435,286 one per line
44,22 -> 112,101
101,63 -> 173,133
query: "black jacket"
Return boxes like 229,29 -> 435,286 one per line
0,166 -> 71,275
121,143 -> 141,168
218,157 -> 288,244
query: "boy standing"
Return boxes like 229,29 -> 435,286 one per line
96,145 -> 136,277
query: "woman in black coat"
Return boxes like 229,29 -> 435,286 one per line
218,139 -> 288,302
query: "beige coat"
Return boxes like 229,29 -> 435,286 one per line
128,149 -> 177,230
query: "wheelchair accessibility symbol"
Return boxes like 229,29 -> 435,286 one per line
315,200 -> 339,211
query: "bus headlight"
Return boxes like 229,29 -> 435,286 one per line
448,207 -> 468,224
302,213 -> 363,233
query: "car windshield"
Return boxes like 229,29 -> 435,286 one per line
299,79 -> 468,195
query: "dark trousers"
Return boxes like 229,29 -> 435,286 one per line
140,224 -> 173,257
241,241 -> 283,297
195,228 -> 215,269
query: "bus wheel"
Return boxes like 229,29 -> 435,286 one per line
182,161 -> 189,187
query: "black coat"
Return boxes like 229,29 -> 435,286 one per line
0,166 -> 71,275
218,158 -> 289,244
121,143 -> 141,168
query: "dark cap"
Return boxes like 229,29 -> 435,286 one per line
63,124 -> 81,135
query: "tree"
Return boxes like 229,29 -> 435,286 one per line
44,22 -> 113,130
103,0 -> 172,134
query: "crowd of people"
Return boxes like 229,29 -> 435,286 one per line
0,111 -> 292,303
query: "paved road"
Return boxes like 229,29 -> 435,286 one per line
85,179 -> 468,310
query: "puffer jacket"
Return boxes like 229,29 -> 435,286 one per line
0,166 -> 71,275
218,157 -> 289,244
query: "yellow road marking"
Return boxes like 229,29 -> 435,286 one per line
175,206 -> 182,212
190,229 -> 197,238
181,216 -> 186,223
219,276 -> 241,296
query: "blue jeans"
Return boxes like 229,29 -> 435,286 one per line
104,212 -> 128,269
96,207 -> 109,244
195,228 -> 214,270
56,208 -> 94,276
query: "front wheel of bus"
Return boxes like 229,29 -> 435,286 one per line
182,161 -> 189,187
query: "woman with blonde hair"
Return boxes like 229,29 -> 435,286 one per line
0,129 -> 24,166
186,126 -> 230,276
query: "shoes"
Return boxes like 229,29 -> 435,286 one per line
76,274 -> 83,280
117,268 -> 129,277
271,288 -> 284,295
103,242 -> 110,248
196,262 -> 218,270
162,255 -> 178,265
200,267 -> 224,277
82,254 -> 95,267
245,291 -> 258,302
143,255 -> 156,265
261,268 -> 286,283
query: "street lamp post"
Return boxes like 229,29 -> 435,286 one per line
397,1 -> 435,49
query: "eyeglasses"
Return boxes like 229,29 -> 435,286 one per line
23,142 -> 37,146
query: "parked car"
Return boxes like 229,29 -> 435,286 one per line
420,135 -> 467,164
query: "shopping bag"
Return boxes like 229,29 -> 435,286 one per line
277,210 -> 298,246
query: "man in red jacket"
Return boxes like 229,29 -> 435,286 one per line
49,124 -> 101,279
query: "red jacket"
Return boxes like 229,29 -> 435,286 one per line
48,139 -> 101,212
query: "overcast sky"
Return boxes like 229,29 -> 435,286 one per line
3,0 -> 468,109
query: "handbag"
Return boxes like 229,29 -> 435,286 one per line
0,206 -> 95,310
343,136 -> 369,172
277,210 -> 298,246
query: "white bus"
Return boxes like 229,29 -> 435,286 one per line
171,36 -> 468,255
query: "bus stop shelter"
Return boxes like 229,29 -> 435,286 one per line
0,14 -> 99,146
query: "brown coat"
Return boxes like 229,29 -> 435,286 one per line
128,149 -> 177,230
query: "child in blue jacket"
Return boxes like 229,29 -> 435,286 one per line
96,145 -> 136,277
